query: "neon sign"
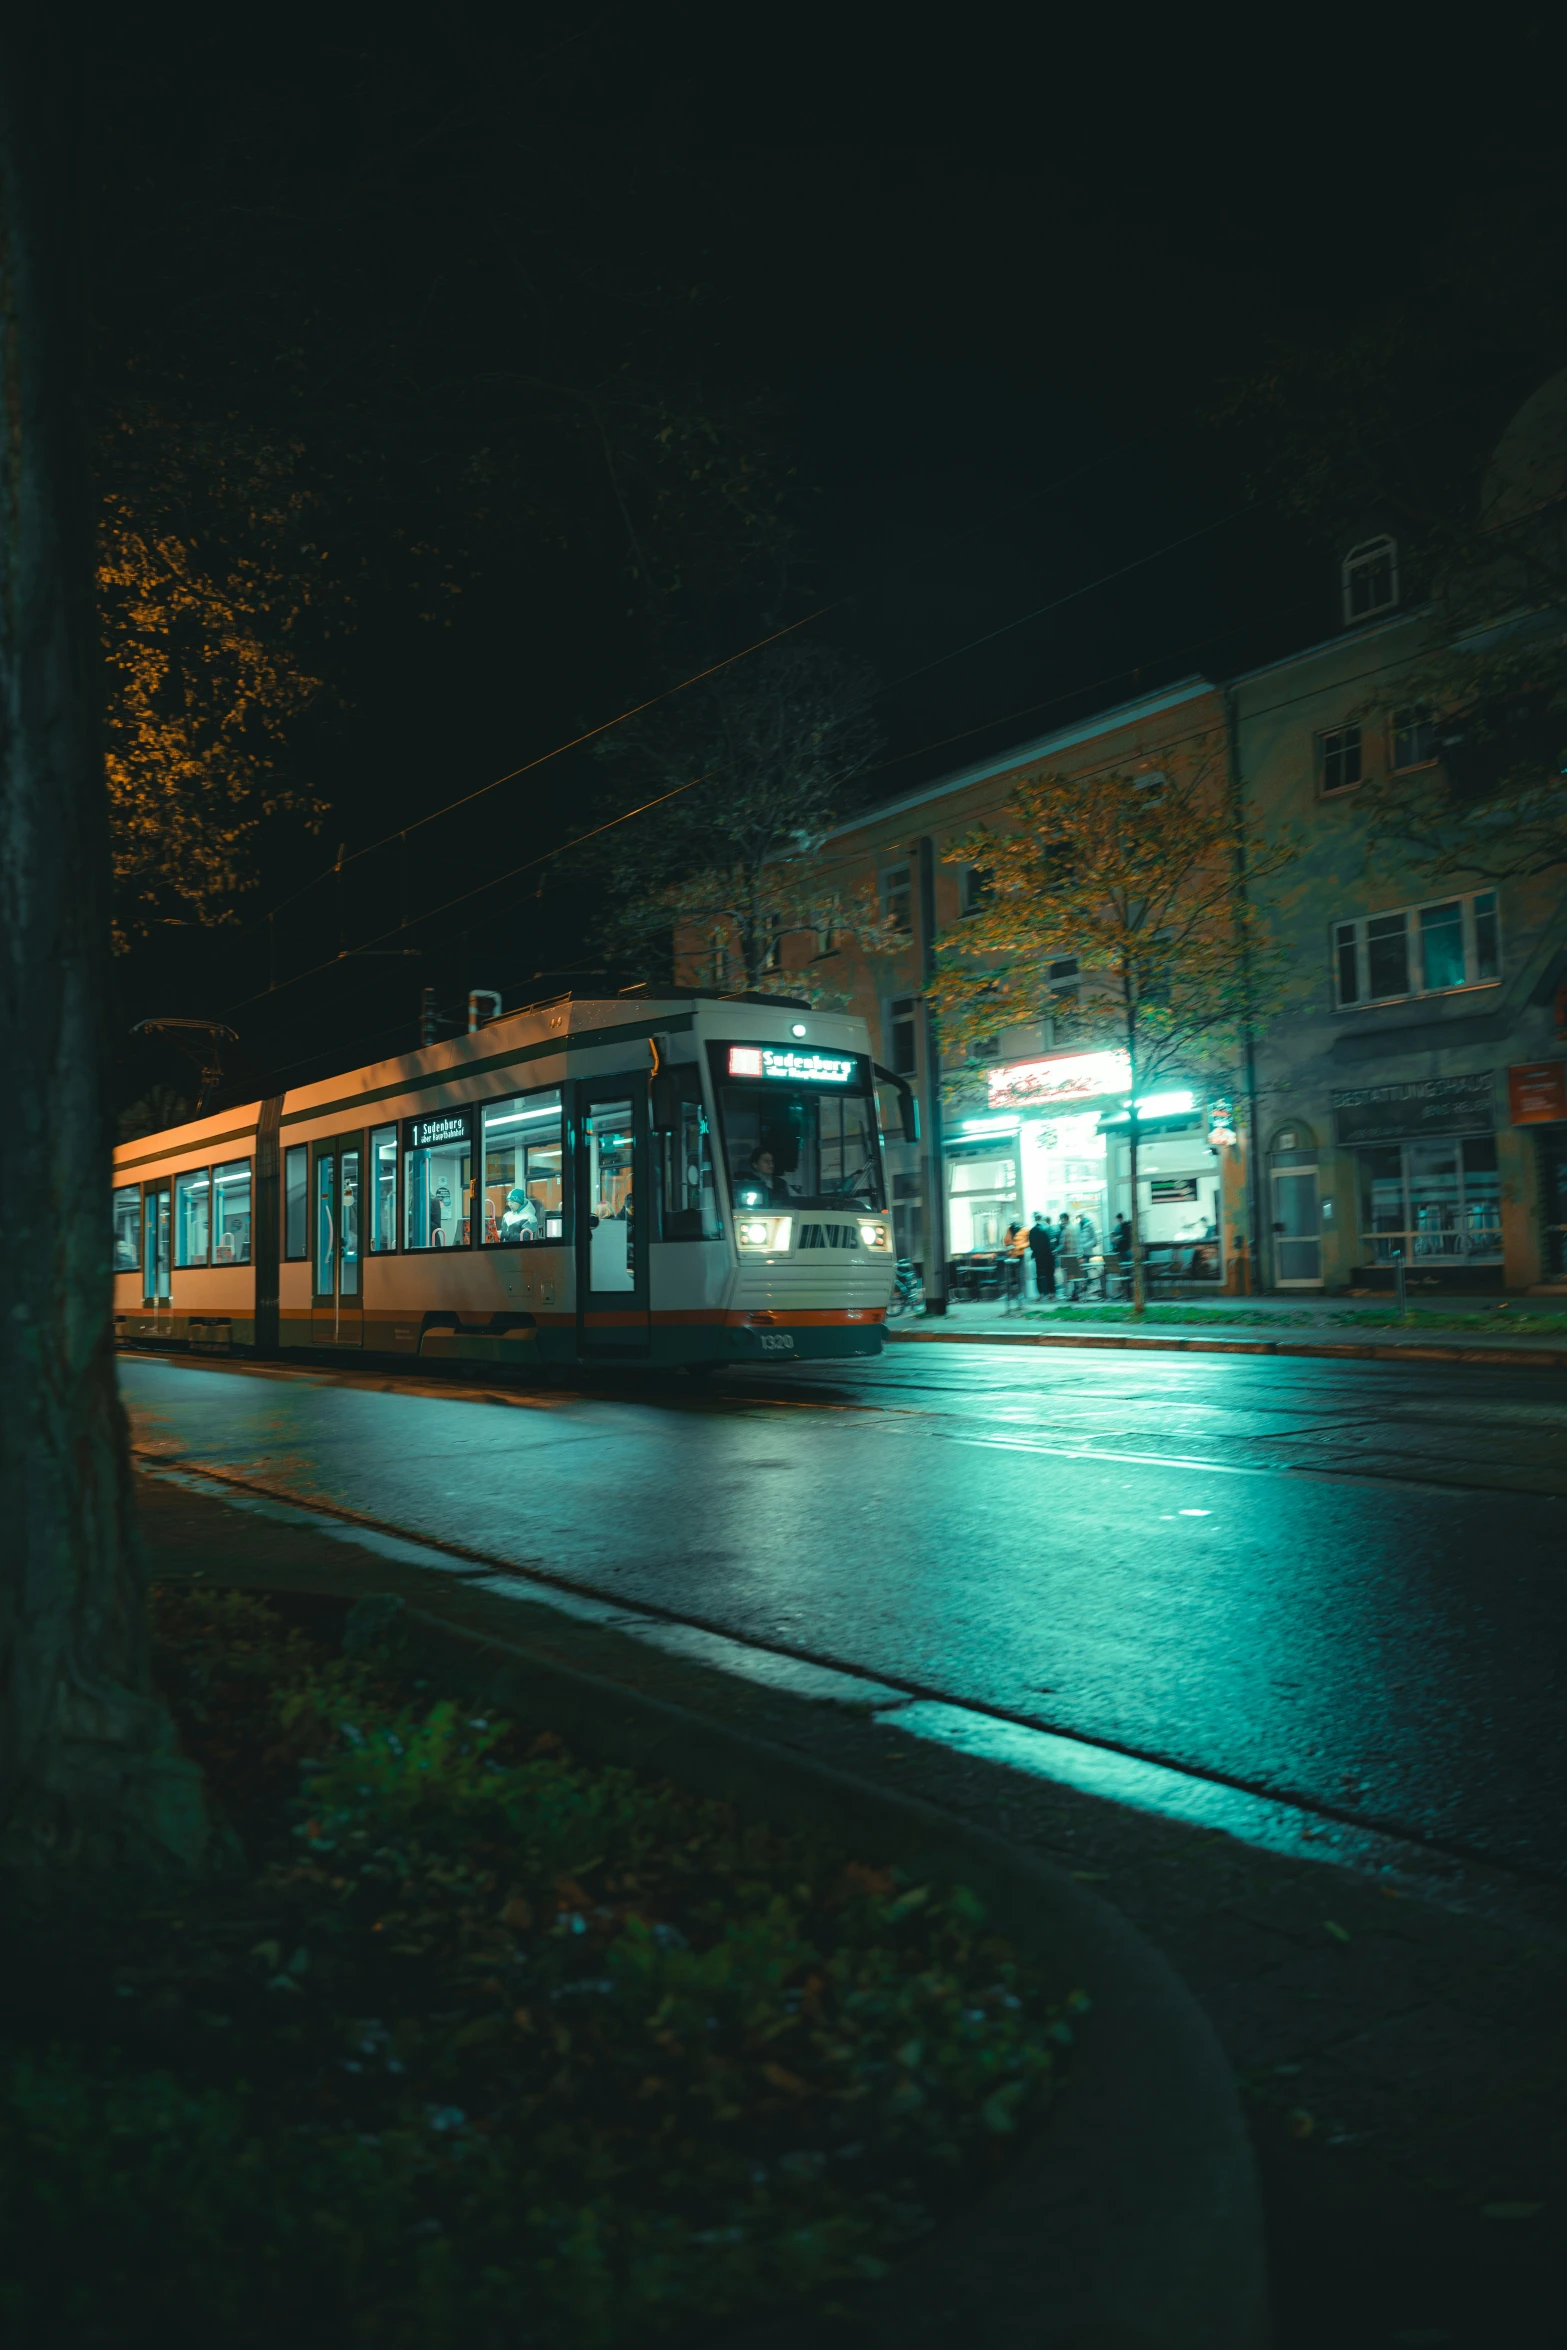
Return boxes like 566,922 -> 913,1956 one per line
988,1049 -> 1129,1107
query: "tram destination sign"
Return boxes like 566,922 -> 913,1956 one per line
724,1044 -> 859,1086
405,1108 -> 473,1151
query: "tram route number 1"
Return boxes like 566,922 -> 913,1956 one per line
759,1332 -> 795,1354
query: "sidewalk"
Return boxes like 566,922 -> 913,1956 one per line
890,1292 -> 1567,1368
138,1467 -> 1567,2350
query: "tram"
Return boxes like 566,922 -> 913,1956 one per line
112,989 -> 915,1371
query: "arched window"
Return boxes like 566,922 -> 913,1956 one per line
1341,535 -> 1399,625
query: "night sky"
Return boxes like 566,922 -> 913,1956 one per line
107,3 -> 1567,1110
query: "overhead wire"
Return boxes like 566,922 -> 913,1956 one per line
248,622 -> 1499,1091
235,369 -> 1521,1019
224,769 -> 717,1016
250,603 -> 838,931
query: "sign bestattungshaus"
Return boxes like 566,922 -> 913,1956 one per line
1331,1070 -> 1493,1148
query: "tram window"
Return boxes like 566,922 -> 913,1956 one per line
403,1109 -> 473,1250
173,1167 -> 211,1266
709,1045 -> 885,1211
481,1090 -> 564,1243
283,1144 -> 308,1259
211,1160 -> 252,1264
369,1125 -> 398,1251
655,1068 -> 721,1240
112,1184 -> 141,1272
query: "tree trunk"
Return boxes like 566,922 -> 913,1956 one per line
0,22 -> 214,1871
1127,1111 -> 1146,1317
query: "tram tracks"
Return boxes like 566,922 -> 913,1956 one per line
134,1445 -> 1567,1919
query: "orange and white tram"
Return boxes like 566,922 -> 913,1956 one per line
112,990 -> 913,1371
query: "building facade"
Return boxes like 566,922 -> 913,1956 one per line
675,546 -> 1566,1296
1234,591 -> 1567,1295
712,676 -> 1240,1301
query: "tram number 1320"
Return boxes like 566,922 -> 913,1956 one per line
759,1332 -> 795,1354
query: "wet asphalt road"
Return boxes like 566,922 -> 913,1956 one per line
120,1344 -> 1567,1881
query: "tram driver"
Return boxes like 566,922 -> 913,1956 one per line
739,1145 -> 792,1208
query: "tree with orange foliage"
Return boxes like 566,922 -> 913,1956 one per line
928,744 -> 1296,1312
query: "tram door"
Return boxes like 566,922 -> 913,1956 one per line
311,1134 -> 364,1345
142,1181 -> 171,1326
576,1086 -> 649,1356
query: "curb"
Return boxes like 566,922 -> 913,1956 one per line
887,1323 -> 1567,1370
360,1596 -> 1268,2350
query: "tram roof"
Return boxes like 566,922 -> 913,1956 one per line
113,986 -> 842,1170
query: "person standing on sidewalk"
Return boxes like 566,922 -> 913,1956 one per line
1001,1220 -> 1028,1313
1028,1212 -> 1056,1302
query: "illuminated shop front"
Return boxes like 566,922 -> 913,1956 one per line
945,1049 -> 1223,1275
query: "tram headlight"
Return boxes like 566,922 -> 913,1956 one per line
859,1222 -> 890,1250
738,1215 -> 791,1251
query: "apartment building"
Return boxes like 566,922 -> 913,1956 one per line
741,676 -> 1238,1301
672,413 -> 1567,1295
1235,560 -> 1567,1295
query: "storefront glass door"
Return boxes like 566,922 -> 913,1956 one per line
1271,1164 -> 1322,1285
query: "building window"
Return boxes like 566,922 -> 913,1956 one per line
211,1160 -> 252,1264
173,1167 -> 210,1266
480,1092 -> 563,1244
1358,1136 -> 1502,1266
708,929 -> 730,987
887,996 -> 918,1077
1048,957 -> 1080,997
283,1143 -> 308,1260
112,1184 -> 141,1272
959,865 -> 992,916
1391,705 -> 1437,771
1334,890 -> 1501,1008
1320,723 -> 1363,794
880,862 -> 912,934
1341,535 -> 1399,624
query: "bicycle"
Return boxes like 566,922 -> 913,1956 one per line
886,1257 -> 925,1318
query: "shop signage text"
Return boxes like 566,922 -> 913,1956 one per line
1331,1071 -> 1492,1148
1508,1061 -> 1567,1126
989,1049 -> 1130,1108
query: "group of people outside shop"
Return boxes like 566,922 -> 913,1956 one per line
998,1210 -> 1134,1312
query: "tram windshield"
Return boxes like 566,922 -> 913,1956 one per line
708,1042 -> 885,1212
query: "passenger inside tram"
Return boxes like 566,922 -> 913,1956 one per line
481,1091 -> 564,1243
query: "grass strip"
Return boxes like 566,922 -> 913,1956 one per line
0,1587 -> 1082,2350
1017,1303 -> 1567,1334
